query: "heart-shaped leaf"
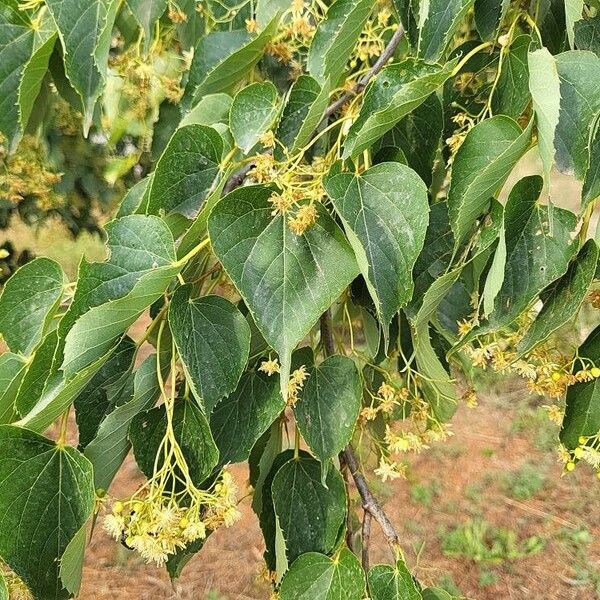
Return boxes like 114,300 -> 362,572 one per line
325,162 -> 429,331
368,559 -> 422,600
169,287 -> 251,413
208,185 -> 358,395
279,548 -> 365,600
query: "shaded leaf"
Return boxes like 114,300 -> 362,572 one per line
373,93 -> 443,187
130,399 -> 219,486
208,184 -> 358,397
275,74 -> 330,158
169,287 -> 251,413
144,124 -> 223,218
307,0 -> 373,86
210,369 -> 284,464
491,34 -> 532,119
126,0 -> 167,53
560,324 -> 600,449
84,353 -> 164,490
74,337 -> 135,449
518,240 -> 599,355
325,162 -> 429,330
0,353 -> 27,424
294,355 -> 361,464
0,257 -> 64,355
474,0 -> 509,40
230,81 -> 279,153
279,548 -> 365,600
59,524 -> 87,596
272,455 -> 347,564
0,425 -> 94,600
343,58 -> 456,159
582,117 -> 600,207
574,16 -> 600,55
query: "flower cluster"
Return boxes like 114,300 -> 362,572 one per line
104,469 -> 240,566
259,357 -> 308,405
558,432 -> 600,478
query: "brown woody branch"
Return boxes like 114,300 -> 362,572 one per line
323,25 -> 405,119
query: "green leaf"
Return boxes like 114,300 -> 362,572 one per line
294,355 -> 361,464
275,75 -> 331,158
560,324 -> 600,449
74,337 -> 135,449
421,589 -> 453,600
343,58 -> 456,159
554,51 -> 600,179
565,0 -> 584,48
373,93 -> 443,187
130,399 -> 219,485
417,0 -> 474,62
61,215 -> 179,377
0,425 -> 94,600
489,176 -> 578,328
0,257 -> 64,355
117,176 -> 151,217
530,49 -> 600,181
144,124 -> 223,218
447,116 -> 532,245
17,350 -> 115,432
491,34 -> 532,119
574,16 -> 600,55
14,330 -> 59,418
528,47 -> 561,184
210,369 -> 284,464
368,559 -> 422,600
0,352 -> 27,424
84,353 -> 163,490
169,287 -> 251,413
230,82 -> 279,153
59,524 -> 87,596
46,0 -> 118,131
271,455 -> 347,564
307,0 -> 373,86
583,120 -> 600,207
518,240 -> 598,355
256,0 -> 291,26
0,572 -> 6,600
279,548 -> 365,600
182,17 -> 278,111
325,162 -> 429,331
179,92 -> 232,128
0,9 -> 56,150
126,0 -> 167,53
474,0 -> 509,40
208,184 -> 359,397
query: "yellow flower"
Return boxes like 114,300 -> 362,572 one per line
259,130 -> 276,148
259,357 -> 280,376
269,191 -> 295,215
374,458 -> 405,482
288,203 -> 318,235
361,406 -> 379,421
245,18 -> 258,33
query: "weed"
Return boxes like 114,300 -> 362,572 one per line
441,519 -> 545,563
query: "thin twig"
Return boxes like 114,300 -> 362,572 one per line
361,510 -> 372,571
342,445 -> 401,551
223,162 -> 255,194
323,25 -> 405,119
320,310 -> 336,356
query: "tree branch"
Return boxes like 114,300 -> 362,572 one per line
320,311 -> 401,557
361,510 -> 372,572
323,25 -> 405,119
